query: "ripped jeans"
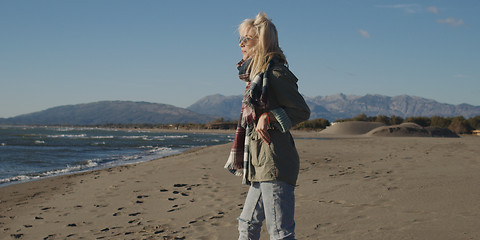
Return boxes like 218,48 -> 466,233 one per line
238,181 -> 296,240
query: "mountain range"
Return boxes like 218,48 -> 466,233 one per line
1,94 -> 479,125
188,93 -> 480,121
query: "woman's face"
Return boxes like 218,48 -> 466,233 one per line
239,27 -> 258,60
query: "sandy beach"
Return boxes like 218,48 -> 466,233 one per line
1,130 -> 480,240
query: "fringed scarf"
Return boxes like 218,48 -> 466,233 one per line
224,58 -> 273,185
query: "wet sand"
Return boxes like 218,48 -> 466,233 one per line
1,132 -> 479,239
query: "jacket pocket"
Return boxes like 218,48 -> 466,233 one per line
249,132 -> 263,167
249,131 -> 271,167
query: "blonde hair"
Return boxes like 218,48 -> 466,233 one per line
238,12 -> 287,79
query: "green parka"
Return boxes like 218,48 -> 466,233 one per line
248,63 -> 310,186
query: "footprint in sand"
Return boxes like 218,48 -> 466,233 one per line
16,201 -> 28,206
94,204 -> 108,208
135,195 -> 148,204
209,211 -> 225,220
43,234 -> 55,239
168,203 -> 188,213
11,234 -> 23,239
314,222 -> 333,230
128,219 -> 141,224
113,207 -> 126,216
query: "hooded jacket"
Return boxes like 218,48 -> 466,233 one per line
248,63 -> 310,185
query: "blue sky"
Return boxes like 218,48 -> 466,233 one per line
1,0 -> 479,118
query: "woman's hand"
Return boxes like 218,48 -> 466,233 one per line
256,113 -> 272,144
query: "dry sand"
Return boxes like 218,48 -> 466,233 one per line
1,131 -> 480,240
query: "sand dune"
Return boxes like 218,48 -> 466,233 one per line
320,121 -> 458,138
320,122 -> 386,135
366,123 -> 459,137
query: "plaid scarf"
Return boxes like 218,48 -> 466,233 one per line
224,58 -> 272,185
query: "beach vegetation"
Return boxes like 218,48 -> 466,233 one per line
335,114 -> 404,125
467,116 -> 480,130
331,114 -> 480,134
294,118 -> 330,131
448,116 -> 473,134
430,116 -> 452,128
390,115 -> 404,125
352,113 -> 367,121
375,115 -> 390,125
405,116 -> 431,127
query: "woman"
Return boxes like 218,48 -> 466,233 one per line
224,12 -> 310,240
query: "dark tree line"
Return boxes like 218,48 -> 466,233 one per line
333,114 -> 480,134
79,115 -> 480,135
294,118 -> 331,131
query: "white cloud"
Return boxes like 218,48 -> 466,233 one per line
359,29 -> 371,38
437,17 -> 464,27
427,6 -> 439,14
376,4 -> 422,13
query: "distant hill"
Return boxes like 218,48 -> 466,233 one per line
187,94 -> 243,121
0,101 -> 215,125
187,93 -> 480,121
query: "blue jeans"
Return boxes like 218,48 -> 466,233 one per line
238,181 -> 296,240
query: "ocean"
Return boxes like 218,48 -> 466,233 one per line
0,125 -> 233,187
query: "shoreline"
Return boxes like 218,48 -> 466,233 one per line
0,146 -> 208,189
0,127 -> 318,188
0,127 -> 237,188
2,134 -> 479,239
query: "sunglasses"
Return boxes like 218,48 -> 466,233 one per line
238,36 -> 256,44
